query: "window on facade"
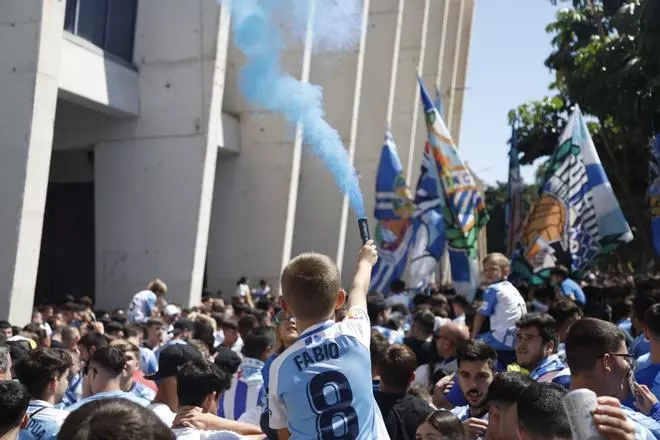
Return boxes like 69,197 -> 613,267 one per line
64,0 -> 138,63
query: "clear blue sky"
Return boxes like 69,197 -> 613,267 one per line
459,0 -> 559,185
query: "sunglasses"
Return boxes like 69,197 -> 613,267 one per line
273,312 -> 296,326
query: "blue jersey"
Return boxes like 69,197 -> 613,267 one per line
20,400 -> 67,440
268,308 -> 390,439
140,346 -> 158,375
127,290 -> 157,323
219,357 -> 265,421
129,380 -> 156,402
372,326 -> 403,344
66,390 -> 151,412
559,278 -> 586,305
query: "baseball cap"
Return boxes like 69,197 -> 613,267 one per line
169,318 -> 194,335
145,343 -> 203,381
213,346 -> 242,376
164,304 -> 180,317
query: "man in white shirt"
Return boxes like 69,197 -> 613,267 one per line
387,279 -> 411,308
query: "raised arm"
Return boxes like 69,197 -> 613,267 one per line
347,240 -> 378,311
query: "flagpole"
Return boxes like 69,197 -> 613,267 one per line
335,0 -> 371,273
280,0 -> 316,277
385,0 -> 405,128
446,0 -> 466,133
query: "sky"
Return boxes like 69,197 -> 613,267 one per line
459,0 -> 560,185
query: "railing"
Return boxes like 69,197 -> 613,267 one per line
64,0 -> 138,63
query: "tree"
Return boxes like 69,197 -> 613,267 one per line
485,182 -> 539,255
509,0 -> 660,265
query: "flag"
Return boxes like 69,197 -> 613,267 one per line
370,130 -> 415,294
649,133 -> 660,256
413,77 -> 489,300
506,124 -> 524,257
512,106 -> 633,284
434,86 -> 444,118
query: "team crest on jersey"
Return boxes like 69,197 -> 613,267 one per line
347,309 -> 366,320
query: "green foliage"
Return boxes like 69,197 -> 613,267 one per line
484,182 -> 539,254
509,0 -> 660,265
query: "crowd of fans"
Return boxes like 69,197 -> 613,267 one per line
0,247 -> 660,439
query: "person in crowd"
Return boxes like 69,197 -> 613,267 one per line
218,327 -> 274,422
369,295 -> 403,344
23,324 -> 49,349
60,326 -> 80,352
412,322 -> 469,391
451,340 -> 496,439
66,346 -> 151,411
124,324 -> 158,375
147,344 -> 206,426
109,339 -> 156,401
127,278 -> 168,324
0,345 -> 11,381
485,371 -> 533,440
57,399 -> 175,440
14,348 -> 72,440
631,287 -> 660,359
513,313 -> 568,384
388,279 -> 411,308
416,410 -> 468,440
516,382 -> 572,440
617,298 -> 635,336
405,311 -> 436,367
374,344 -> 432,440
550,266 -> 586,306
566,318 -> 660,437
0,322 -> 13,340
450,295 -> 471,326
145,319 -> 165,351
0,381 -> 30,440
219,318 -> 243,355
213,347 -> 242,378
632,304 -> 660,402
237,316 -> 259,342
472,253 -> 527,362
548,299 -> 583,361
268,242 -> 389,438
155,319 -> 194,360
371,331 -> 390,393
252,280 -> 271,300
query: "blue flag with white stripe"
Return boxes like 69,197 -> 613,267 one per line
370,130 -> 414,294
649,133 -> 660,256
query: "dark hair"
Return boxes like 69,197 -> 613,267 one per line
124,324 -> 146,340
412,311 -> 435,337
565,318 -> 626,374
550,266 -> 569,279
548,299 -> 583,326
633,287 -> 660,325
14,348 -> 73,398
0,321 -> 12,330
517,382 -> 571,439
220,317 -> 239,331
23,323 -> 47,343
57,398 -> 174,440
78,331 -> 109,351
390,280 -> 406,293
90,346 -> 126,377
487,372 -> 532,406
280,253 -> 341,321
0,380 -> 30,436
252,309 -> 268,327
379,344 -> 418,389
242,327 -> 276,360
176,360 -> 231,407
420,410 -> 468,440
646,304 -> 660,337
516,313 -> 558,346
456,340 -> 497,372
238,314 -> 259,338
105,321 -> 125,335
370,331 -> 390,370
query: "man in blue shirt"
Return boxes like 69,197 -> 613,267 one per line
550,266 -> 586,306
269,242 -> 389,439
633,304 -> 660,403
631,288 -> 660,359
66,346 -> 151,412
127,278 -> 168,323
14,348 -> 72,440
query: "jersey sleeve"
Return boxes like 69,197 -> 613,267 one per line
479,287 -> 498,317
268,394 -> 288,430
340,307 -> 371,347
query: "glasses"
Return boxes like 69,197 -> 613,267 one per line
601,353 -> 637,370
274,312 -> 296,326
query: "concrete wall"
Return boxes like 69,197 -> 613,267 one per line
0,0 -> 65,325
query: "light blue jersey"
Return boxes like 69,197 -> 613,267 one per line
140,346 -> 158,375
127,290 -> 157,323
479,280 -> 526,349
20,400 -> 67,440
621,405 -> 660,439
129,380 -> 156,402
269,307 -> 390,439
372,325 -> 403,344
66,390 -> 151,412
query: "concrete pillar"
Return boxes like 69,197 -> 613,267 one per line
0,0 -> 65,325
94,0 -> 230,309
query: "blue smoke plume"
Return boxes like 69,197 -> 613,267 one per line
221,0 -> 366,219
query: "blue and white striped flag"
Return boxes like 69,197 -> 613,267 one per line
370,130 -> 414,294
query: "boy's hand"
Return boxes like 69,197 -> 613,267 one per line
357,240 -> 378,267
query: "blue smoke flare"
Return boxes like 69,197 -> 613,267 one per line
220,0 -> 365,219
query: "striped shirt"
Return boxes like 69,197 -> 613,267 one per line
218,357 -> 265,421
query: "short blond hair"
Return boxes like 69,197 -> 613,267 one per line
483,253 -> 510,270
110,339 -> 140,358
280,253 -> 340,322
146,278 -> 167,295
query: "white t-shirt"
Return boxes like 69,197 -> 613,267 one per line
479,280 -> 527,342
236,284 -> 250,298
172,428 -> 241,440
387,292 -> 410,307
148,402 -> 176,427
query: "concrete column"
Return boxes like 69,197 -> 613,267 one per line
94,0 -> 230,309
0,0 -> 65,325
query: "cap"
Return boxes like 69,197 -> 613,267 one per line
169,318 -> 194,335
164,304 -> 180,317
214,346 -> 242,376
145,343 -> 203,381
